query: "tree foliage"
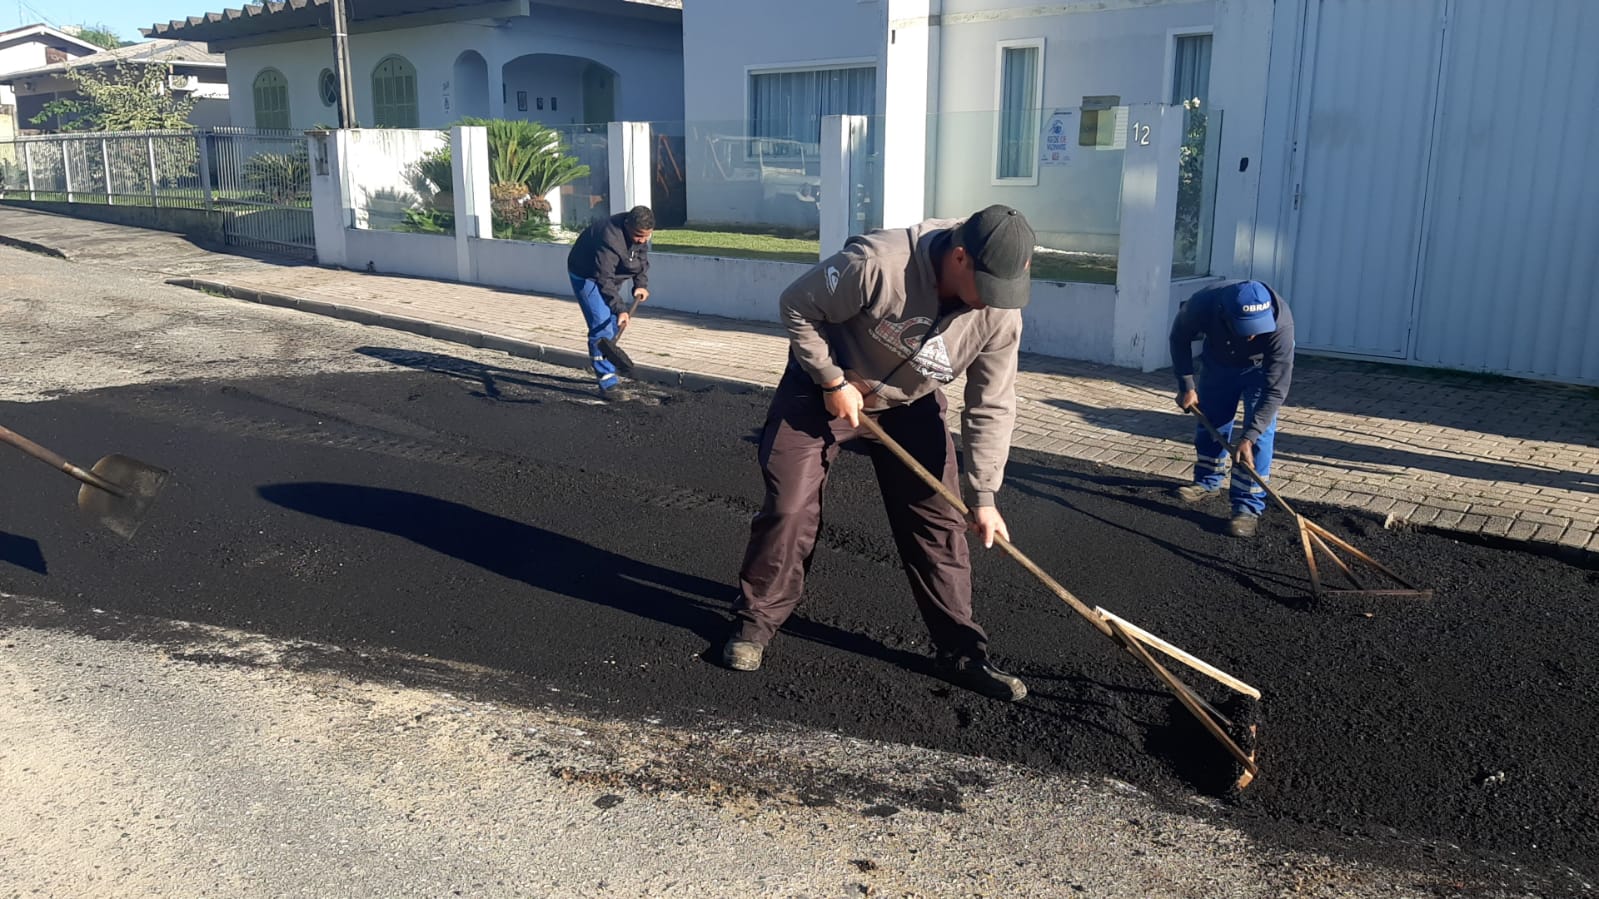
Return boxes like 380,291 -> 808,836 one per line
73,25 -> 122,50
30,62 -> 196,133
1174,98 -> 1210,272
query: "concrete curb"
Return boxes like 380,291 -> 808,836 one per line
0,233 -> 70,260
166,277 -> 774,398
1382,518 -> 1598,569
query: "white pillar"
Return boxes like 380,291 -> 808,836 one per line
880,0 -> 935,228
1112,103 -> 1184,372
146,136 -> 158,207
607,121 -> 652,215
487,54 -> 508,119
820,114 -> 868,259
452,125 -> 491,282
100,138 -> 112,205
63,138 -> 75,202
308,129 -> 353,267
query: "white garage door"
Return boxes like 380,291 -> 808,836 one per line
1283,0 -> 1599,383
1410,0 -> 1599,382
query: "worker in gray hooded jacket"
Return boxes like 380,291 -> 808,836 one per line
721,205 -> 1035,702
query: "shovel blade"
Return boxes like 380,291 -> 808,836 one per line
596,336 -> 635,375
76,454 -> 170,540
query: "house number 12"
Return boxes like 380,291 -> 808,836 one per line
1131,122 -> 1151,146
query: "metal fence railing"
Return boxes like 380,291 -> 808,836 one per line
0,127 -> 316,259
207,127 -> 315,257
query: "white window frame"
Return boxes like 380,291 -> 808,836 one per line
991,38 -> 1046,186
744,57 -> 878,160
1163,26 -> 1214,107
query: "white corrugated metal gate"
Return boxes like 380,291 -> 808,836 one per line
1282,0 -> 1599,384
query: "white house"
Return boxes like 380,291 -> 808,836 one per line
0,24 -> 102,135
143,0 -> 684,134
682,0 -> 1217,252
684,0 -> 1599,385
3,39 -> 230,133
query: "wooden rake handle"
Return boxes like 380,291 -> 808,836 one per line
1185,405 -> 1299,519
856,413 -> 1261,784
1105,618 -> 1258,778
854,414 -> 1113,640
1094,607 -> 1260,699
1185,406 -> 1423,591
857,412 -> 1272,679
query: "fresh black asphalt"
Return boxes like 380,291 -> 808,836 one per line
2,348 -> 1594,890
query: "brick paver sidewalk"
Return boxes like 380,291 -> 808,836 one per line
170,263 -> 1598,556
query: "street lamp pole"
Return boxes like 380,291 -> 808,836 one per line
331,0 -> 358,127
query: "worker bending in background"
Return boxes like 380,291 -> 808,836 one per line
1169,280 -> 1296,538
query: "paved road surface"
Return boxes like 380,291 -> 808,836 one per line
3,244 -> 1591,897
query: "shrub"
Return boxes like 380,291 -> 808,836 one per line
454,117 -> 590,199
243,148 -> 311,204
401,120 -> 581,242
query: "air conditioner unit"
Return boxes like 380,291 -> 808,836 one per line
167,74 -> 196,91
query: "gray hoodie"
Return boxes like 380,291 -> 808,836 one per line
780,219 -> 1022,507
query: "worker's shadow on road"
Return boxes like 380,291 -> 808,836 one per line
0,531 -> 46,575
1045,397 -> 1599,494
255,482 -> 924,672
354,346 -> 601,404
1001,460 -> 1310,609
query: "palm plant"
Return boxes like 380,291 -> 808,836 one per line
456,117 -> 590,197
399,118 -> 589,241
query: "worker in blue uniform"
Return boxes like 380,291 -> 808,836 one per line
567,205 -> 654,397
1168,280 -> 1296,538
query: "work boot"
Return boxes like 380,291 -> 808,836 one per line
936,654 -> 1027,702
1228,511 -> 1261,538
722,639 -> 764,672
1175,483 -> 1220,504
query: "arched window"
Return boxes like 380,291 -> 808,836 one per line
372,55 -> 419,127
252,68 -> 290,130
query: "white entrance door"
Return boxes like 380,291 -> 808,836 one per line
1283,0 -> 1448,358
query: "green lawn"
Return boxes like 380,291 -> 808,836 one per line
648,227 -> 821,265
1031,252 -> 1117,285
649,227 -> 1120,285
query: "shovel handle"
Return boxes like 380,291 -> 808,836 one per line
855,415 -> 1113,639
617,295 -> 643,334
0,425 -> 127,497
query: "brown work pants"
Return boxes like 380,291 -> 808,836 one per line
732,362 -> 989,658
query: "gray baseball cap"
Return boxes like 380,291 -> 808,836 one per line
953,205 -> 1037,309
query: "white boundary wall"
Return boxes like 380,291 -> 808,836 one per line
310,123 -> 1213,370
